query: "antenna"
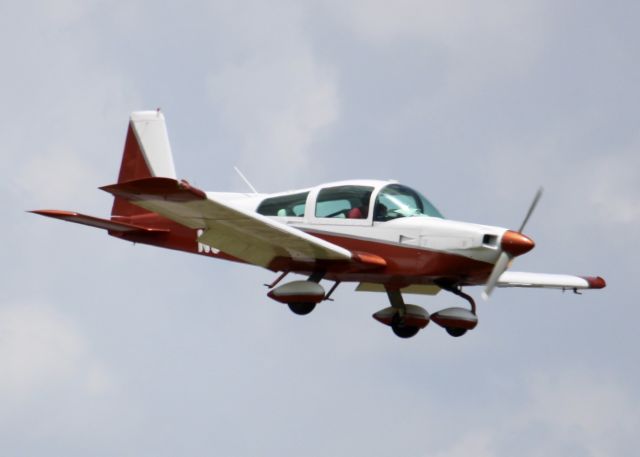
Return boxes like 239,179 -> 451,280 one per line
234,166 -> 259,194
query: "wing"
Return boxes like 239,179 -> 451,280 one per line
100,177 -> 358,268
497,271 -> 606,290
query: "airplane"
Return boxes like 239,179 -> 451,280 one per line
31,110 -> 606,338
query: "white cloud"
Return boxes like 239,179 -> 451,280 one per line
421,368 -> 640,457
517,369 -> 639,457
204,1 -> 339,190
431,431 -> 494,457
327,0 -> 546,86
586,150 -> 640,225
15,148 -> 103,206
486,131 -> 640,234
0,303 -> 115,401
208,54 -> 338,186
0,1 -> 141,209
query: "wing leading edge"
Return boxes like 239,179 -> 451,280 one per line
101,177 -> 354,268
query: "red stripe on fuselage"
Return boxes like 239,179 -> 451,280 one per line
303,230 -> 493,286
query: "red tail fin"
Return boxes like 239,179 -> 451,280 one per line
111,111 -> 177,218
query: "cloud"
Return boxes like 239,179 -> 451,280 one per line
485,130 -> 640,236
0,303 -> 115,401
0,1 -> 141,211
204,1 -> 339,190
431,432 -> 494,457
0,302 -> 134,453
421,368 -> 640,457
585,148 -> 640,225
513,369 -> 640,457
327,0 -> 546,86
15,148 -> 104,207
207,53 -> 339,189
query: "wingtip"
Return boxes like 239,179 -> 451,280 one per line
582,276 -> 607,289
29,209 -> 78,217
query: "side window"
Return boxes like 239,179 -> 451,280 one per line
315,186 -> 373,219
257,192 -> 309,217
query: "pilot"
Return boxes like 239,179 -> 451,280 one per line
374,202 -> 388,221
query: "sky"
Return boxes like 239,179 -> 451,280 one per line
2,1 -> 639,455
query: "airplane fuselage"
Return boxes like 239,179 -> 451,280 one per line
110,179 -> 514,288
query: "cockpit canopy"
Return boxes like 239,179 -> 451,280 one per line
374,184 -> 444,221
256,182 -> 443,221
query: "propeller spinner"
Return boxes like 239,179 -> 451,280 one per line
482,188 -> 543,300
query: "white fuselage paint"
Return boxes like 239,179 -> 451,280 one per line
205,180 -> 508,264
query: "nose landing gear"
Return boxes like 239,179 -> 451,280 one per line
432,281 -> 479,337
372,288 -> 430,339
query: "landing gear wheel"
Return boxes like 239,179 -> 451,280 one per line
445,327 -> 467,337
392,324 -> 420,338
389,312 -> 421,338
288,302 -> 316,316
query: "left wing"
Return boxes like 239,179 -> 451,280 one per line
101,177 -> 361,268
497,271 -> 606,291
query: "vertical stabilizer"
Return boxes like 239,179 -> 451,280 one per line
112,110 -> 177,217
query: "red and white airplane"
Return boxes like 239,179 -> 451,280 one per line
32,111 -> 606,338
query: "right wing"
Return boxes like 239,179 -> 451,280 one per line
497,271 -> 606,291
101,177 -> 370,268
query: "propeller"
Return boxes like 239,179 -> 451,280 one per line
481,188 -> 543,300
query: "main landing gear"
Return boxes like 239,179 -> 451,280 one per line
265,271 -> 340,316
372,283 -> 479,338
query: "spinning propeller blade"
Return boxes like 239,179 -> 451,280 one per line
517,187 -> 543,233
482,188 -> 542,300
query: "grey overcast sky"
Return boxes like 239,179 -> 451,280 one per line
2,1 -> 639,456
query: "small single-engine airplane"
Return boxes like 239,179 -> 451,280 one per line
32,111 -> 606,338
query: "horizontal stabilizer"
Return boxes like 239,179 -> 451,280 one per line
30,210 -> 169,234
101,177 -> 206,203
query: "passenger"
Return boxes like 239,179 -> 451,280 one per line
347,207 -> 364,219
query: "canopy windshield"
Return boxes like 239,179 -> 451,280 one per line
374,184 -> 444,221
